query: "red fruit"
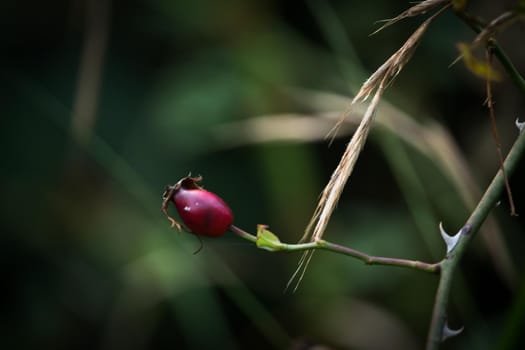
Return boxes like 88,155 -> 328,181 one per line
161,176 -> 233,237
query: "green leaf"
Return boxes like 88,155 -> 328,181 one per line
256,225 -> 282,251
457,43 -> 501,81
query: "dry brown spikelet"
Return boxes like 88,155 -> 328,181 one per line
371,0 -> 450,35
287,6 -> 449,292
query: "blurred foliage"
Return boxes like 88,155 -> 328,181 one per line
1,0 -> 525,349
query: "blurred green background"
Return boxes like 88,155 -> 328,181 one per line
1,0 -> 525,349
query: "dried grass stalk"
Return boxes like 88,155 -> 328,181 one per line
288,9 -> 446,292
307,14 -> 437,241
371,0 -> 450,35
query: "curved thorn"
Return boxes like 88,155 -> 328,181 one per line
439,222 -> 462,254
442,322 -> 464,342
516,118 -> 524,132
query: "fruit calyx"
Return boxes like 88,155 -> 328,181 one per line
161,175 -> 203,231
161,175 -> 233,238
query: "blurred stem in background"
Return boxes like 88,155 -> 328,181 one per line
71,0 -> 110,145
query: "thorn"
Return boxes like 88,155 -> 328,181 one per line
516,118 -> 524,132
442,322 -> 464,342
439,222 -> 463,254
448,54 -> 463,68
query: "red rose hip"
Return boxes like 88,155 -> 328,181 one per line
161,175 -> 233,237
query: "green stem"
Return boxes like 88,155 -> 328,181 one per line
426,257 -> 457,349
426,128 -> 525,349
229,225 -> 440,274
493,44 -> 525,96
229,224 -> 258,243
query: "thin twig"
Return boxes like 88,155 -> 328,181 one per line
485,45 -> 517,215
229,225 -> 440,274
229,224 -> 257,243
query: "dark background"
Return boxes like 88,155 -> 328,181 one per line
1,0 -> 525,349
